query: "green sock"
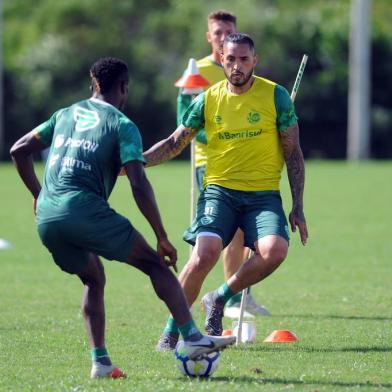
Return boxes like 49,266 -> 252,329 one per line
226,293 -> 242,307
215,282 -> 235,305
178,319 -> 201,341
226,286 -> 251,307
163,316 -> 179,335
91,347 -> 111,366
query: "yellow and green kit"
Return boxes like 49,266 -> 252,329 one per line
181,76 -> 298,247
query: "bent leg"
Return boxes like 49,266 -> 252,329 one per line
178,235 -> 223,305
227,235 -> 288,294
223,228 -> 248,280
125,230 -> 193,327
78,253 -> 106,349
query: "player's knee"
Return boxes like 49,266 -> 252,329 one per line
265,245 -> 287,266
257,237 -> 288,266
190,247 -> 220,274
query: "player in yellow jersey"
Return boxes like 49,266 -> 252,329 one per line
146,33 -> 308,347
177,10 -> 270,321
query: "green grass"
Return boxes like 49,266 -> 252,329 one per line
0,160 -> 391,391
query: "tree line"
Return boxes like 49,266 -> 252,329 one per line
3,0 -> 392,159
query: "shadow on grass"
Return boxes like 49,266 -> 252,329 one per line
279,313 -> 392,321
178,376 -> 392,389
234,345 -> 392,353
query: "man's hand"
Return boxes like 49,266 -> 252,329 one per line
157,238 -> 178,272
289,206 -> 308,245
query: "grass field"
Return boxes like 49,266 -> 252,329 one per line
0,160 -> 391,391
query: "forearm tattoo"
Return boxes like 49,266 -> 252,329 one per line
280,125 -> 305,209
144,127 -> 197,167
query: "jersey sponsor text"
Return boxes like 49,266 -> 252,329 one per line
217,129 -> 262,140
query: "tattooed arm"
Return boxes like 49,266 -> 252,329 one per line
280,124 -> 308,245
143,125 -> 198,167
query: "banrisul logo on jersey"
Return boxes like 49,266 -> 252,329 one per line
247,111 -> 261,124
74,107 -> 100,132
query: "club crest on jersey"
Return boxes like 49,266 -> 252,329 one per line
247,111 -> 261,124
74,107 -> 100,132
214,115 -> 222,124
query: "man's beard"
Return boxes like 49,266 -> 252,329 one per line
225,68 -> 254,87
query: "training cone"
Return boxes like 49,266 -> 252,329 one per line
175,58 -> 210,94
263,329 -> 298,343
222,329 -> 233,336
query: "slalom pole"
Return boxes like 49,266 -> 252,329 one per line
236,54 -> 308,346
190,138 -> 197,256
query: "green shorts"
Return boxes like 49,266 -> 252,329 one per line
183,184 -> 289,249
37,206 -> 137,274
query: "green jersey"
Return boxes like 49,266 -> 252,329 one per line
34,98 -> 145,224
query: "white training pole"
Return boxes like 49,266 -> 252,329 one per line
290,54 -> 308,101
236,287 -> 249,345
190,139 -> 197,256
236,248 -> 253,346
236,54 -> 308,346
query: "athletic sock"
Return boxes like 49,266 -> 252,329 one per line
226,287 -> 251,307
213,282 -> 236,306
91,347 -> 112,366
226,293 -> 242,307
178,319 -> 203,342
163,316 -> 180,335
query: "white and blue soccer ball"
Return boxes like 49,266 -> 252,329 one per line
174,340 -> 221,377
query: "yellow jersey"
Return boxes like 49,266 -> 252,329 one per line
182,76 -> 298,191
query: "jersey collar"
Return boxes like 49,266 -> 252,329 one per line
89,97 -> 115,108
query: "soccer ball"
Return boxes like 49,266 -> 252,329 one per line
174,340 -> 221,377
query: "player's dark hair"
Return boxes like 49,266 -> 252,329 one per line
90,57 -> 128,94
208,10 -> 237,26
224,33 -> 255,53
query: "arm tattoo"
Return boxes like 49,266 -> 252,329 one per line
143,126 -> 197,167
280,125 -> 305,210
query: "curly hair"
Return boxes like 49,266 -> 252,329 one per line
90,57 -> 128,94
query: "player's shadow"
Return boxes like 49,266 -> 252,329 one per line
214,377 -> 392,389
178,376 -> 392,389
279,313 -> 392,321
234,345 -> 392,353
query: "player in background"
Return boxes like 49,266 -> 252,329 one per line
145,33 -> 308,349
10,57 -> 235,379
177,10 -> 270,320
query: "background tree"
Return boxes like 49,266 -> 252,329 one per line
3,0 -> 392,159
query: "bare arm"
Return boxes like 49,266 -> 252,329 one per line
10,131 -> 47,212
280,124 -> 308,244
143,125 -> 197,167
124,160 -> 177,271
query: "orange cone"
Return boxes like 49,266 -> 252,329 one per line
175,58 -> 210,94
222,329 -> 233,336
263,329 -> 298,343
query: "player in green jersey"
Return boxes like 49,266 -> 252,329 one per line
144,34 -> 308,347
10,57 -> 235,379
177,10 -> 270,323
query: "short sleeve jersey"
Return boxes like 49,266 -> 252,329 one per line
34,98 -> 145,223
182,76 -> 298,191
177,56 -> 225,167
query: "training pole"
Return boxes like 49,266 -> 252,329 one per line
236,54 -> 308,346
190,139 -> 197,226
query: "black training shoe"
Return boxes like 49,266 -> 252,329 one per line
155,332 -> 179,352
201,292 -> 224,336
